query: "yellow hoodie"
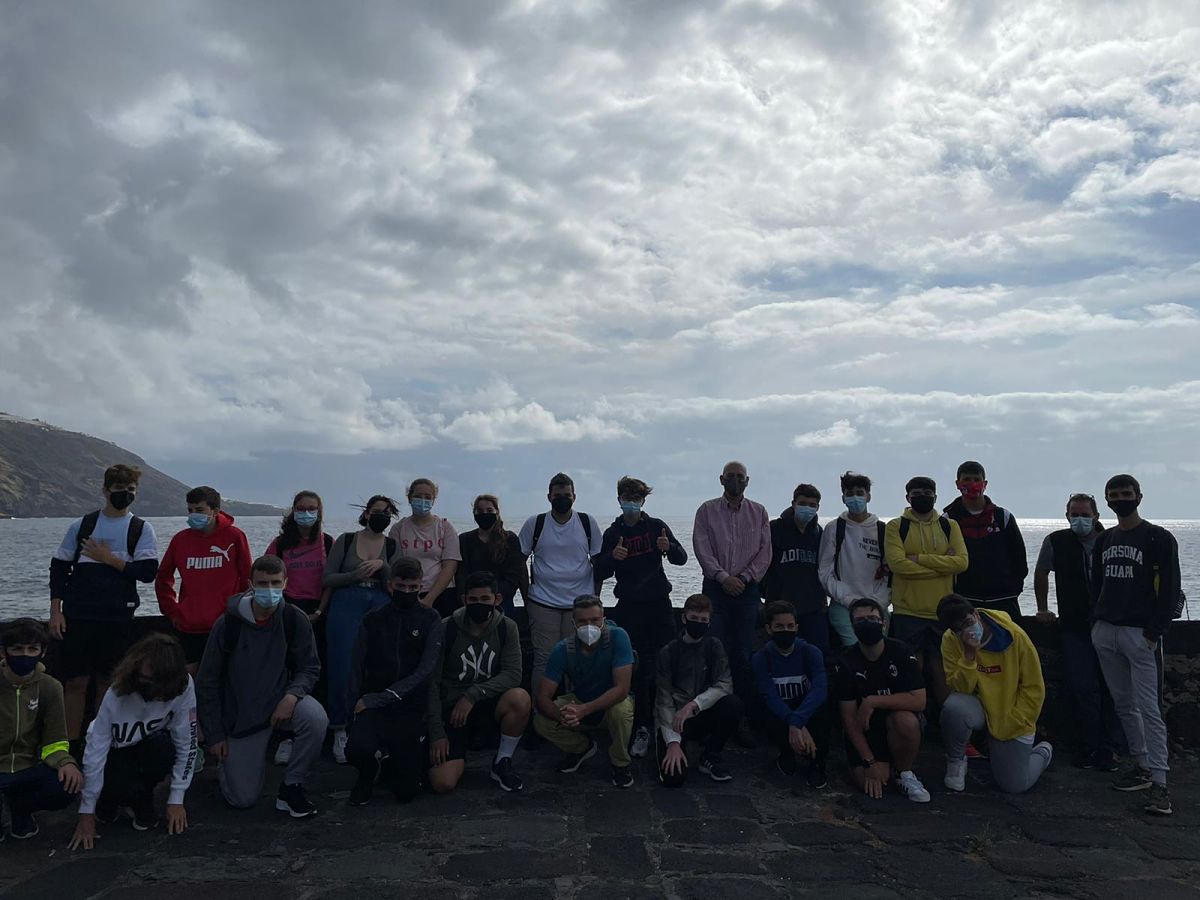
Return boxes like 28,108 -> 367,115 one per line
941,610 -> 1044,741
884,509 -> 968,620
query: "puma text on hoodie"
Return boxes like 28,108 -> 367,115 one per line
155,511 -> 252,634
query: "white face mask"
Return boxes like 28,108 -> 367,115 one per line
576,624 -> 602,647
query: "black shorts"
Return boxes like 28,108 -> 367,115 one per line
890,614 -> 945,656
57,618 -> 136,681
175,630 -> 212,665
844,710 -> 926,766
444,697 -> 501,761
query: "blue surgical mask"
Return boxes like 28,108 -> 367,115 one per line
253,587 -> 285,609
410,498 -> 434,515
845,496 -> 868,514
793,505 -> 818,525
294,510 -> 319,527
964,622 -> 984,642
1069,517 -> 1094,536
187,512 -> 210,531
619,501 -> 642,516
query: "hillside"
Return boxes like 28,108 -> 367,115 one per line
0,413 -> 283,518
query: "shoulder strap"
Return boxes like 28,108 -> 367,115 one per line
579,513 -> 592,545
901,516 -> 951,541
443,616 -> 459,655
939,515 -> 952,540
530,513 -> 547,554
833,518 -> 847,579
385,536 -> 397,559
876,520 -> 886,552
341,532 -> 355,556
898,517 -> 910,543
221,612 -> 243,678
126,516 -> 145,558
72,511 -> 102,564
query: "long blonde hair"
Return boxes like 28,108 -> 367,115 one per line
473,494 -> 508,563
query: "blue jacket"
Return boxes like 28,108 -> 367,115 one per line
752,639 -> 827,728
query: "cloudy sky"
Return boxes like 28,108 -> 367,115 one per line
3,0 -> 1199,520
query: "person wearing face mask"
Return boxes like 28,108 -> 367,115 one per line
344,557 -> 444,806
762,484 -> 828,654
938,594 -> 1050,795
1090,474 -> 1181,815
266,491 -> 335,620
594,476 -> 688,759
458,494 -> 530,617
885,476 -> 968,709
833,599 -> 930,803
519,474 -> 604,704
534,596 -> 636,788
70,634 -> 197,851
194,556 -> 325,818
752,601 -> 830,789
654,594 -> 742,787
692,461 -> 772,746
0,618 -> 81,842
49,464 -> 159,747
943,461 -> 1028,622
155,486 -> 251,673
388,478 -> 461,616
818,471 -> 890,649
427,572 -> 529,794
1034,494 -> 1123,771
321,494 -> 400,763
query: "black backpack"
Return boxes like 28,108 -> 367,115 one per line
832,518 -> 887,580
71,510 -> 146,566
1146,524 -> 1188,620
898,515 -> 952,544
529,512 -> 594,585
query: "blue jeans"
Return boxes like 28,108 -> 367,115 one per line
326,585 -> 390,728
0,764 -> 73,817
703,577 -> 762,702
1061,629 -> 1124,757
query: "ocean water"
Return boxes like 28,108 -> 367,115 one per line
2,515 -> 1197,620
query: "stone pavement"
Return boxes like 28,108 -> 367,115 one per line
3,739 -> 1200,900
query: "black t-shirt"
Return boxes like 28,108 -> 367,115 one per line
833,638 -> 924,705
1092,521 -> 1181,640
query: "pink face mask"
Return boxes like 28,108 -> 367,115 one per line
958,482 -> 985,500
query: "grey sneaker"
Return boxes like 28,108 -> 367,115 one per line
1111,763 -> 1153,792
1144,784 -> 1173,816
630,726 -> 650,759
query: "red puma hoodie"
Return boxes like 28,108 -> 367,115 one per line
155,511 -> 251,634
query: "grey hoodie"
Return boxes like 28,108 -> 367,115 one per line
195,591 -> 320,743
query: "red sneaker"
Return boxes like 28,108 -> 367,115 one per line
965,741 -> 988,760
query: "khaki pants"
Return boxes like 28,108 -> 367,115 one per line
535,693 -> 635,766
527,602 -> 578,696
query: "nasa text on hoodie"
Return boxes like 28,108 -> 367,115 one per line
155,511 -> 252,634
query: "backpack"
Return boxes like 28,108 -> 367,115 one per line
898,515 -> 952,544
561,627 -> 638,692
529,512 -> 594,585
832,518 -> 887,580
340,532 -> 397,567
71,510 -> 146,566
1146,525 -> 1188,620
221,603 -> 302,682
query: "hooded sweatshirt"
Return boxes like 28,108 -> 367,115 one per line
1,664 -> 75,774
156,511 -> 252,634
593,513 -> 688,603
348,598 -> 444,717
426,605 -> 522,742
817,511 -> 890,609
884,510 -> 968,620
195,592 -> 321,744
941,609 -> 1044,741
944,496 -> 1027,603
654,636 -> 733,744
761,509 -> 826,614
79,676 -> 198,814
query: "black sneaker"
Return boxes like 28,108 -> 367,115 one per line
557,740 -> 597,774
698,756 -> 733,782
130,795 -> 157,831
1111,763 -> 1153,792
611,765 -> 634,788
276,782 -> 318,819
9,812 -> 38,840
95,795 -> 119,825
1144,784 -> 1173,816
1092,749 -> 1119,773
491,757 -> 524,793
1073,752 -> 1097,770
776,750 -> 797,777
806,764 -> 829,790
349,771 -> 374,807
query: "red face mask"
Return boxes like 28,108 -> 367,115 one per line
958,481 -> 985,500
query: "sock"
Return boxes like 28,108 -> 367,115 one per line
495,734 -> 521,762
1151,770 -> 1167,787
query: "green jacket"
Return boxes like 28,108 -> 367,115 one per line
1,664 -> 75,774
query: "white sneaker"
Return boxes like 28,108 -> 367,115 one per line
332,729 -> 348,764
896,770 -> 932,803
1034,741 -> 1053,767
630,726 -> 650,759
274,738 -> 293,766
944,758 -> 967,792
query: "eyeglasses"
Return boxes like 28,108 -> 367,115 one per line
1068,493 -> 1094,502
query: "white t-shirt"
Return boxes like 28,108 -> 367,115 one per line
53,511 -> 159,565
518,511 -> 603,609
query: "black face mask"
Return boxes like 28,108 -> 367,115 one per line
770,631 -> 796,650
132,676 -> 156,700
474,512 -> 498,530
109,490 -> 135,511
1108,499 -> 1139,518
683,620 -> 709,639
853,619 -> 885,645
909,495 -> 936,514
391,589 -> 420,608
550,496 -> 573,514
465,603 -> 494,624
367,512 -> 392,534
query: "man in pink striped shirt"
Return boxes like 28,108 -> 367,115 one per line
692,461 -> 773,740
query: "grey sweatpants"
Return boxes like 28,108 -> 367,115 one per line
219,695 -> 329,808
1091,620 -> 1169,785
941,692 -> 1050,794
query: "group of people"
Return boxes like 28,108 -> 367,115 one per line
0,458 -> 1184,849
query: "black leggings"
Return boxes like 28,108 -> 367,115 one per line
346,707 -> 427,802
656,695 -> 745,788
100,732 -> 176,808
609,597 -> 678,730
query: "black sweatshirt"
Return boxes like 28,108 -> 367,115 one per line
594,514 -> 688,603
1092,520 -> 1181,642
347,599 -> 444,716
